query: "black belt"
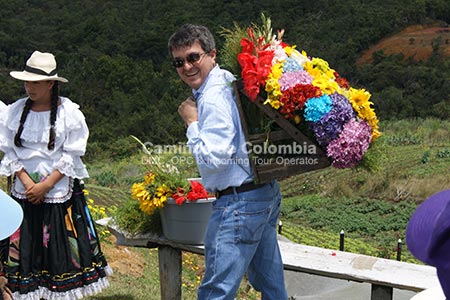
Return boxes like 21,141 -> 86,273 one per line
215,182 -> 265,198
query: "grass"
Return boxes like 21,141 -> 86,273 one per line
85,237 -> 260,300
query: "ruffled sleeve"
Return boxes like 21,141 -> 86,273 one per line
0,99 -> 25,176
53,98 -> 89,179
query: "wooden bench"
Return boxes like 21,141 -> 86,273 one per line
106,223 -> 439,300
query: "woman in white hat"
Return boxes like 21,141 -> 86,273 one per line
0,51 -> 112,299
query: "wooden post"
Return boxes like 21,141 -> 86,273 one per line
371,284 -> 393,300
339,230 -> 345,251
397,239 -> 402,261
158,246 -> 182,300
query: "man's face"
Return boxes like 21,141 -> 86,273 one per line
171,41 -> 216,90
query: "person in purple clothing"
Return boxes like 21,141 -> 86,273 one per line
169,24 -> 288,300
406,189 -> 450,300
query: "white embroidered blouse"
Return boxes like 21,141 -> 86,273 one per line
0,97 -> 89,203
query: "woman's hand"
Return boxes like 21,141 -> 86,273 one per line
19,169 -> 64,205
0,276 -> 12,300
25,181 -> 52,204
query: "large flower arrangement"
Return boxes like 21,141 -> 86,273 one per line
223,15 -> 381,169
130,136 -> 209,215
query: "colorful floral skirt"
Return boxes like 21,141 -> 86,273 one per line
0,180 -> 112,300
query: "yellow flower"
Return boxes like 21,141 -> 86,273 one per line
156,184 -> 171,197
144,172 -> 155,184
348,87 -> 371,108
269,62 -> 283,79
131,182 -> 150,200
347,88 -> 381,141
264,99 -> 281,109
283,45 -> 295,56
139,196 -> 156,215
310,57 -> 335,78
265,78 -> 277,93
312,75 -> 339,95
265,62 -> 283,106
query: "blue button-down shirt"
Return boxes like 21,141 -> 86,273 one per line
186,65 -> 253,192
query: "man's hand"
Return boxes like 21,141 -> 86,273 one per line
178,96 -> 198,127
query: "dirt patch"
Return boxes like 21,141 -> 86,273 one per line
357,24 -> 450,64
102,235 -> 146,277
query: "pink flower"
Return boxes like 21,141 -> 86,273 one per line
43,224 -> 50,248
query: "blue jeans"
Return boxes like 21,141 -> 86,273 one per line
198,181 -> 287,300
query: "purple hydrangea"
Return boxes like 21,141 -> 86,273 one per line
326,119 -> 372,168
310,92 -> 356,147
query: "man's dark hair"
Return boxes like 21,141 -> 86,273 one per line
168,24 -> 215,57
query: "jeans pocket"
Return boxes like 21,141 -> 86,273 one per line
234,205 -> 271,244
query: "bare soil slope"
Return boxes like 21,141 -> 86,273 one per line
357,25 -> 450,64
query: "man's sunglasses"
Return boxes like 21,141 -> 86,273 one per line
172,52 -> 207,68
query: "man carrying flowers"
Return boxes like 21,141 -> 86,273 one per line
169,24 -> 288,300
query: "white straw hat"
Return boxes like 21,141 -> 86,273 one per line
10,51 -> 68,82
410,286 -> 446,300
0,189 -> 23,240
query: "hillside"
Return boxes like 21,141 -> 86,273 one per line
357,24 -> 450,64
0,1 -> 449,149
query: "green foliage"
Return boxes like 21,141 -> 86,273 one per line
436,148 -> 450,158
357,134 -> 388,173
421,150 -> 431,164
280,195 -> 418,261
113,198 -> 162,236
92,171 -> 118,187
218,23 -> 248,76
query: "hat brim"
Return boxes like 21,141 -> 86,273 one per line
10,70 -> 68,83
406,189 -> 450,264
406,189 -> 450,299
410,286 -> 446,300
0,189 -> 23,240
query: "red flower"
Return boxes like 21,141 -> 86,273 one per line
240,38 -> 255,54
187,180 -> 208,201
238,48 -> 274,101
334,71 -> 350,89
255,50 -> 274,85
238,53 -> 259,101
172,187 -> 187,205
279,84 -> 322,120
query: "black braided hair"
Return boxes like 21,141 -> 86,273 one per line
48,82 -> 59,150
14,81 -> 60,150
14,98 -> 33,148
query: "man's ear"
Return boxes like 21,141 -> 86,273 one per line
209,49 -> 217,60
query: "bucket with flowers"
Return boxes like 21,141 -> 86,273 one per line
221,14 -> 383,183
126,136 -> 214,245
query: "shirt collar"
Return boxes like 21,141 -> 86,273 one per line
191,64 -> 220,101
